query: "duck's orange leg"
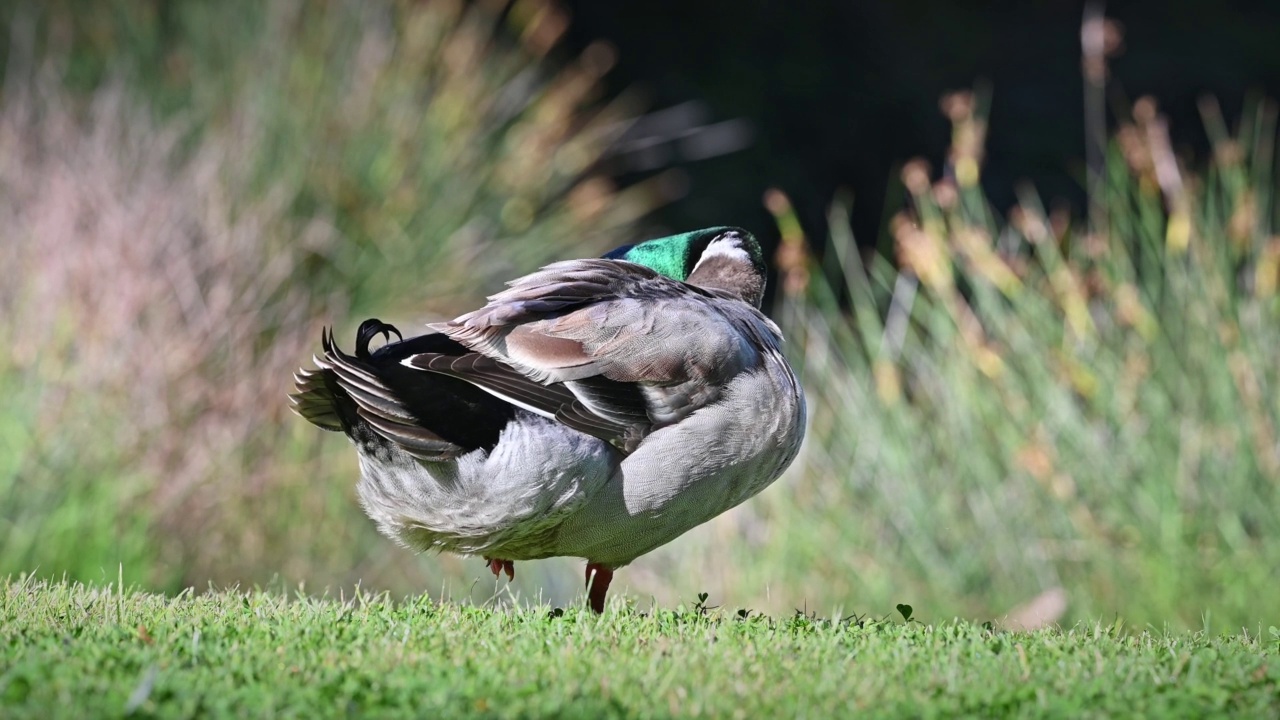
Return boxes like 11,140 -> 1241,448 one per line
483,557 -> 515,580
585,563 -> 614,614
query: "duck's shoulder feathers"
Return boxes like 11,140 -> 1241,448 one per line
405,258 -> 781,451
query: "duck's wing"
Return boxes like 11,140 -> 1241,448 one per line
403,259 -> 777,452
404,351 -> 649,451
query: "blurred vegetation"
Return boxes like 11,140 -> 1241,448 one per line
16,0 -> 658,314
729,88 -> 1280,630
1,1 -> 1277,631
0,0 -> 656,596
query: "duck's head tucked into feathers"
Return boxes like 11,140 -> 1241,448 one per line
603,227 -> 766,307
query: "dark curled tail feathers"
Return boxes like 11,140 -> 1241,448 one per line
290,320 -> 517,459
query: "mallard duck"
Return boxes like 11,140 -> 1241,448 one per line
290,227 -> 806,612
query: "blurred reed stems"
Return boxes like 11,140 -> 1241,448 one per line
726,84 -> 1280,629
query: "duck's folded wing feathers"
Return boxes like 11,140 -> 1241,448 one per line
402,352 -> 648,451
414,259 -> 770,446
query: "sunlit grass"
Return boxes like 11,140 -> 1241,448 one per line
3,578 -> 1277,718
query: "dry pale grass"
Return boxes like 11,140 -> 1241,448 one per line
0,73 -> 340,587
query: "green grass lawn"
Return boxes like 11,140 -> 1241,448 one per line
2,579 -> 1276,718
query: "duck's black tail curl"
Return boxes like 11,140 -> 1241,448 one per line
356,319 -> 402,359
289,320 -> 517,459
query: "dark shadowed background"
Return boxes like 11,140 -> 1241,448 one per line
561,0 -> 1280,254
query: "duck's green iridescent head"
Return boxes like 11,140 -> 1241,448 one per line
603,226 -> 766,307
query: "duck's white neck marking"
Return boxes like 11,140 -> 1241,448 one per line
691,238 -> 751,275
